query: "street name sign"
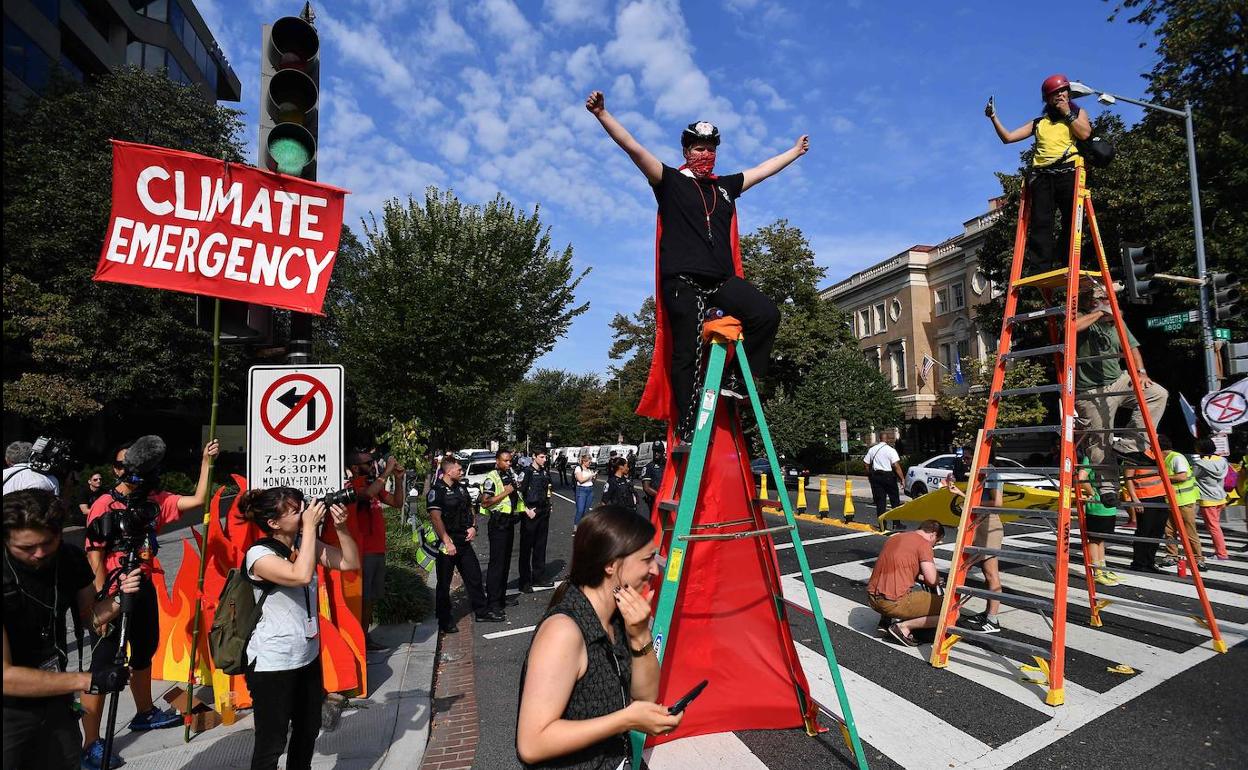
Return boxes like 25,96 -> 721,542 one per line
1145,309 -> 1199,331
248,364 -> 343,499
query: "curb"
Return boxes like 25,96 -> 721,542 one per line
378,619 -> 440,770
418,613 -> 480,770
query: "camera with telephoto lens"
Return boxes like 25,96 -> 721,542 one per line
320,487 -> 358,508
27,435 -> 70,473
87,434 -> 166,556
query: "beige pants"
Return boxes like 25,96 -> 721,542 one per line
1076,371 -> 1168,490
1164,503 -> 1205,565
869,589 -> 943,621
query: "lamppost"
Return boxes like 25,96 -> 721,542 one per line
1070,81 -> 1218,393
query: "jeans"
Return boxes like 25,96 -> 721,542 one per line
518,505 -> 551,588
435,537 -> 486,626
574,485 -> 593,525
244,657 -> 324,770
486,514 -> 518,612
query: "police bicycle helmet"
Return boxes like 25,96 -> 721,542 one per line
681,121 -> 721,148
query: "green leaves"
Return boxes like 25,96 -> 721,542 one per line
937,356 -> 1048,446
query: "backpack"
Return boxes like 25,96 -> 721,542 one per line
208,538 -> 285,675
1223,463 -> 1239,493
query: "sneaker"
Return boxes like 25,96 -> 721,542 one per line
1103,569 -> 1122,583
128,706 -> 181,731
82,739 -> 125,769
961,612 -> 1002,634
1158,556 -> 1178,568
1195,561 -> 1208,572
886,621 -> 918,647
1094,570 -> 1119,586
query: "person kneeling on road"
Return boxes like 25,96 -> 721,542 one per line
866,519 -> 946,647
3,490 -> 140,770
516,505 -> 680,768
238,487 -> 358,770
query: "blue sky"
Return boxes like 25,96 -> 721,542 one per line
199,0 -> 1160,377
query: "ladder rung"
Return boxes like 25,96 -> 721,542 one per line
678,524 -> 793,542
995,384 -> 1062,399
964,546 -> 1057,566
1077,390 -> 1139,400
972,506 -> 1057,518
956,587 -> 1053,613
1070,531 -> 1181,547
986,425 -> 1061,436
658,500 -> 679,512
1011,268 -> 1101,290
692,517 -> 755,531
993,467 -> 1060,476
1131,501 -> 1177,509
1073,428 -> 1148,435
952,627 -> 1052,660
670,444 -> 690,459
1078,352 -> 1123,363
1006,305 -> 1066,325
1003,344 -> 1065,360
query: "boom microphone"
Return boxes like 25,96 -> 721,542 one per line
123,435 -> 167,480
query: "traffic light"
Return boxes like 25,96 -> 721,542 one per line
1211,272 -> 1240,322
260,10 -> 319,179
1228,341 -> 1248,377
197,298 -> 273,342
1120,243 -> 1155,304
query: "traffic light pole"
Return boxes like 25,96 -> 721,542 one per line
1182,101 -> 1219,394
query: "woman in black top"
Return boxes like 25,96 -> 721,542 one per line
600,458 -> 637,513
516,505 -> 680,769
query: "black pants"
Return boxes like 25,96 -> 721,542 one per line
558,467 -> 569,486
1026,167 -> 1078,270
90,579 -> 160,671
1131,506 -> 1169,568
661,275 -> 781,428
869,471 -> 900,520
518,505 -> 551,588
435,536 -> 486,626
486,514 -> 519,611
2,697 -> 79,770
244,657 -> 323,770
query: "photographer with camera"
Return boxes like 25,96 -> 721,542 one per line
79,436 -> 219,769
237,487 -> 357,770
343,450 -> 404,652
3,440 -> 62,496
3,490 -> 141,770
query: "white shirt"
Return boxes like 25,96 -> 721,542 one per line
864,443 -> 900,473
245,544 -> 320,672
574,465 -> 595,486
2,464 -> 60,495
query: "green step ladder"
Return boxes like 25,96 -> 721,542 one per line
631,330 -> 868,769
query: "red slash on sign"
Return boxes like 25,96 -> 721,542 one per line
261,373 -> 334,445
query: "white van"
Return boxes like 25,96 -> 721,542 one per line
634,440 -> 666,475
596,444 -> 637,471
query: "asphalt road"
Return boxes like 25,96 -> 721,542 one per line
447,480 -> 1248,770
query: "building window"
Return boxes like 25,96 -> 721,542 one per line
956,338 -> 970,363
127,42 -> 169,72
935,282 -> 966,315
890,345 -> 906,390
857,308 -> 871,339
865,347 -> 881,372
131,0 -> 168,21
4,19 -> 53,92
873,303 -> 886,334
935,287 -> 948,315
889,298 -> 902,322
952,282 -> 966,311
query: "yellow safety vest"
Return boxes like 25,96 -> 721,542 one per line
1164,451 -> 1199,507
482,469 -> 527,517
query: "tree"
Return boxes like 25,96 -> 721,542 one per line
511,368 -> 601,447
739,220 -> 858,397
3,68 -> 247,429
936,356 -> 1048,446
767,348 -> 902,465
605,295 -> 668,442
322,189 -> 589,448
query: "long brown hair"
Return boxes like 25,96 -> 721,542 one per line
237,487 -> 304,534
549,504 -> 655,608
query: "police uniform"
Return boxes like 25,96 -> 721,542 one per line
482,467 -> 526,614
426,478 -> 487,631
642,457 -> 666,513
517,462 -> 554,591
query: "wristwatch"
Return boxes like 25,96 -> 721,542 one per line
630,638 -> 655,658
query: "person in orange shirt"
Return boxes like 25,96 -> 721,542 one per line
1125,454 -> 1166,573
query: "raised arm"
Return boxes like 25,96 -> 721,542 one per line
985,98 -> 1034,144
586,91 -> 663,185
741,135 -> 808,193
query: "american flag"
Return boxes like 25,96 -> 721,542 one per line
919,354 -> 936,383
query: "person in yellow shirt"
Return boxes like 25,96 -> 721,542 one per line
986,74 -> 1092,272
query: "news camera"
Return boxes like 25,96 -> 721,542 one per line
27,435 -> 71,473
85,435 -> 165,557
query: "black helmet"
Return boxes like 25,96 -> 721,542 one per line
681,121 -> 720,148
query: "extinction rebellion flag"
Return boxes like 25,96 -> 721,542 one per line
94,140 -> 348,314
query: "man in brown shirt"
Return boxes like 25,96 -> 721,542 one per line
867,519 -> 946,646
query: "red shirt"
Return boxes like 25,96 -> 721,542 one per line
85,489 -> 181,584
867,531 -> 934,601
352,475 -> 387,555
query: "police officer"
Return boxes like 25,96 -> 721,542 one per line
425,457 -> 489,633
641,442 -> 666,515
517,450 -> 554,593
3,490 -> 138,770
480,448 -> 525,618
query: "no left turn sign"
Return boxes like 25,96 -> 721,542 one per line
248,365 -> 344,499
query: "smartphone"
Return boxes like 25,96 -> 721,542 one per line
986,95 -> 995,114
667,679 -> 709,715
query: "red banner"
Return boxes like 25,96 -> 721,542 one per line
94,140 -> 348,315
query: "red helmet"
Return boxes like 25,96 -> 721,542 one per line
1041,74 -> 1070,99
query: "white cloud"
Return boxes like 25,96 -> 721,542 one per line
423,2 -> 476,57
472,0 -> 540,58
544,0 -> 609,27
439,132 -> 471,164
317,11 -> 443,120
565,44 -> 601,90
611,74 -> 636,106
745,78 -> 790,111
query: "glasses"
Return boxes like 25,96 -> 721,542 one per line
112,462 -> 125,469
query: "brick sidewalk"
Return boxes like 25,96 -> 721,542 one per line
419,577 -> 480,770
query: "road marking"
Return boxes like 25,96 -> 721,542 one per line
645,731 -> 769,769
482,624 -> 537,640
774,531 -> 878,550
795,642 -> 993,769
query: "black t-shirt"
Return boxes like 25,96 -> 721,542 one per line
642,460 -> 665,501
426,479 -> 475,536
653,164 -> 745,279
2,544 -> 94,677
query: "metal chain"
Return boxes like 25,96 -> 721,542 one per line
677,275 -> 729,440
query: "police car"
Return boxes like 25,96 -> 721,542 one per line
462,453 -> 497,505
904,454 -> 1056,498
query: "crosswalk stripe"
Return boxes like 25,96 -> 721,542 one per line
778,576 -> 1086,712
794,642 -> 993,769
646,732 -> 769,769
774,531 -> 877,551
